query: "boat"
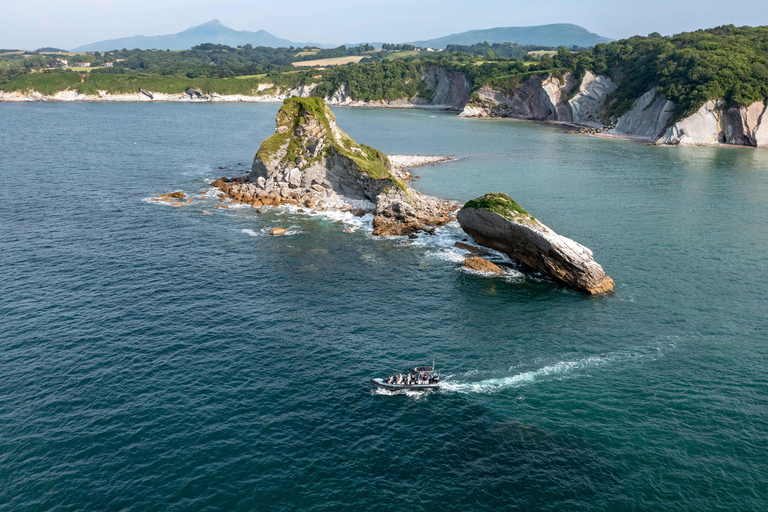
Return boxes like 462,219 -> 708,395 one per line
371,360 -> 441,390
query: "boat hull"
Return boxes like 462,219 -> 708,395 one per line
371,378 -> 440,390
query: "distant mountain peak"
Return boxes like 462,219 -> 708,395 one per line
71,20 -> 298,52
190,19 -> 224,29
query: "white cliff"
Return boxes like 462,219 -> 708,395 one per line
723,101 -> 768,147
459,73 -> 576,120
568,71 -> 616,127
608,88 -> 675,140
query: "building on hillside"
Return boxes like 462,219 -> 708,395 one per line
73,62 -> 91,67
55,58 -> 69,67
103,62 -> 113,67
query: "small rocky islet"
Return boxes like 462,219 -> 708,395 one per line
209,97 -> 613,294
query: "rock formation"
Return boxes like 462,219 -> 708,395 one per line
213,97 -> 457,236
456,193 -> 614,294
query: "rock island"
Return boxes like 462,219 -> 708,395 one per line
211,97 -> 457,236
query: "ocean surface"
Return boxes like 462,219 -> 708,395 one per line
1,102 -> 767,511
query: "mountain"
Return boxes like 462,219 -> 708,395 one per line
72,20 -> 302,52
407,24 -> 613,49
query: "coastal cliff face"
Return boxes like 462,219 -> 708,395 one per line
460,72 -> 768,148
322,65 -> 471,109
460,74 -> 576,121
608,88 -> 675,140
654,99 -> 768,147
418,66 -> 473,108
459,71 -> 614,125
217,97 -> 456,235
568,71 -> 617,127
456,193 -> 614,295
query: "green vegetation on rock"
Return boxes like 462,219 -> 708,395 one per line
462,193 -> 535,222
255,97 -> 405,190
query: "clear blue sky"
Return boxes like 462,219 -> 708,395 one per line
3,0 -> 768,50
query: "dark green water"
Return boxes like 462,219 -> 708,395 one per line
1,102 -> 767,511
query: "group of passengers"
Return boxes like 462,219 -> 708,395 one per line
386,372 -> 439,386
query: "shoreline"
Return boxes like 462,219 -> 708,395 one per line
0,89 -> 461,111
4,89 -> 761,150
456,114 -> 768,149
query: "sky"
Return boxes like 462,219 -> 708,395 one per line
3,0 -> 768,50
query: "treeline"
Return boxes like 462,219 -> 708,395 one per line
3,25 -> 767,121
586,25 -> 768,117
443,42 -> 553,60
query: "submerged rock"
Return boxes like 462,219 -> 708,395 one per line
462,256 -> 504,275
269,228 -> 288,236
215,97 -> 457,236
454,241 -> 487,255
457,193 -> 614,294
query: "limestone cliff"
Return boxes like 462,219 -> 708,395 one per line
456,193 -> 614,294
654,99 -> 768,147
215,97 -> 456,235
608,88 -> 674,139
460,73 -> 577,121
459,71 -> 615,125
324,65 -> 471,109
459,71 -> 768,149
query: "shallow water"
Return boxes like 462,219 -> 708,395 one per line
2,102 -> 768,511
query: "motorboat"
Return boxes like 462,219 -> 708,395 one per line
371,361 -> 441,390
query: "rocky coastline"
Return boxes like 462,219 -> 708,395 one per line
459,71 -> 768,148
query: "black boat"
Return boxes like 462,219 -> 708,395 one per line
371,361 -> 441,390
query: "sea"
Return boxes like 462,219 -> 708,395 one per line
1,102 -> 767,511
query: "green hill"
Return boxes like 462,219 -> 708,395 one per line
72,20 -> 302,52
408,24 -> 613,49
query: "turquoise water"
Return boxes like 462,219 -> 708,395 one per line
2,102 -> 768,511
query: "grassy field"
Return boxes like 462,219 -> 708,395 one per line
383,51 -> 420,60
38,52 -> 81,57
1,71 -> 308,96
527,50 -> 558,57
29,66 -> 97,73
292,56 -> 366,67
234,73 -> 267,80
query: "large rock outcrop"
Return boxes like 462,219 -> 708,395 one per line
655,99 -> 768,147
460,73 -> 577,121
457,193 -> 614,294
608,87 -> 675,140
568,71 -> 617,127
217,97 -> 456,235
